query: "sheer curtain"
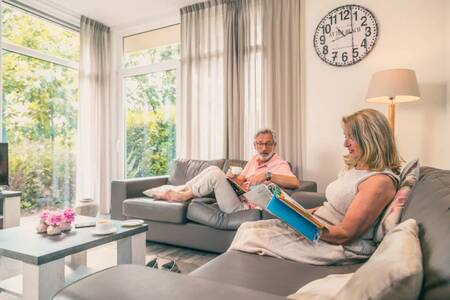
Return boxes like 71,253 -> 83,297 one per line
246,0 -> 303,176
180,0 -> 302,176
76,16 -> 112,213
180,2 -> 227,159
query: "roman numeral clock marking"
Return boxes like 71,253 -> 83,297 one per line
313,5 -> 378,66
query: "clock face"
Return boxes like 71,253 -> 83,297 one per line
313,5 -> 378,66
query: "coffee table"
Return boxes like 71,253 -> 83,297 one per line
0,216 -> 148,300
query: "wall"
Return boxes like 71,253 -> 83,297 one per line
303,0 -> 450,191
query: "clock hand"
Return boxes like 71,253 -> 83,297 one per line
332,29 -> 353,42
336,27 -> 346,37
350,7 -> 355,62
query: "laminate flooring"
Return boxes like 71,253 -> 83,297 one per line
0,214 -> 218,300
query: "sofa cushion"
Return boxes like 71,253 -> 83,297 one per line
289,219 -> 422,300
123,197 -> 188,224
187,200 -> 262,230
190,250 -> 362,296
168,159 -> 226,185
53,265 -> 285,300
337,219 -> 422,300
401,167 -> 450,300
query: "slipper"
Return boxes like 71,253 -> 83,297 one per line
161,259 -> 181,273
146,256 -> 158,268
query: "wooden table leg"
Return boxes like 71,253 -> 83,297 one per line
3,196 -> 20,228
22,258 -> 65,300
117,232 -> 146,265
67,251 -> 87,269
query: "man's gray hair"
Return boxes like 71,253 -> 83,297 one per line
254,128 -> 277,144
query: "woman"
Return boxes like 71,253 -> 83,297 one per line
229,109 -> 402,265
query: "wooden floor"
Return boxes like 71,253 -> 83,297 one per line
0,214 -> 218,300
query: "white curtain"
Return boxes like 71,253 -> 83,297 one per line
76,16 -> 112,213
180,2 -> 227,159
246,0 -> 303,176
180,0 -> 302,176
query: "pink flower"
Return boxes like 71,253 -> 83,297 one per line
63,208 -> 75,224
46,212 -> 63,226
40,210 -> 50,223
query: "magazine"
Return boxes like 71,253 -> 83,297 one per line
226,178 -> 248,196
243,184 -> 325,242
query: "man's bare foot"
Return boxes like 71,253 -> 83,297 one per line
153,188 -> 193,202
164,190 -> 192,202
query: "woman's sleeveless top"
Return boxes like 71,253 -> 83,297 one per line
313,168 -> 399,255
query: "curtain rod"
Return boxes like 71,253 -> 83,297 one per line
180,0 -> 239,15
4,0 -> 80,32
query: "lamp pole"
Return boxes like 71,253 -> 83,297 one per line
388,97 -> 395,134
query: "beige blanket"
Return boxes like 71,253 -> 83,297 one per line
229,219 -> 369,265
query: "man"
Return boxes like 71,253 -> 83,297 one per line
151,129 -> 300,213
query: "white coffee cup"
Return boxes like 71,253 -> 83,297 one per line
96,219 -> 113,233
230,166 -> 243,175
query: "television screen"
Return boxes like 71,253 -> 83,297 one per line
0,143 -> 8,186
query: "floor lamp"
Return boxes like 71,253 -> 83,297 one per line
366,69 -> 420,134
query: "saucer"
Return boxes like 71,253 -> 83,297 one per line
91,227 -> 117,235
122,219 -> 144,227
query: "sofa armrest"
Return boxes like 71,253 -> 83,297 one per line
284,180 -> 317,195
290,191 -> 326,209
111,176 -> 169,220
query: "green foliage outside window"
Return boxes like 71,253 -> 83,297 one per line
2,5 -> 79,211
125,68 -> 177,178
124,39 -> 178,178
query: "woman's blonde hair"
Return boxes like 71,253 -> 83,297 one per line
342,109 -> 402,174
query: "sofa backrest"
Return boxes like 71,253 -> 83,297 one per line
168,159 -> 226,185
402,167 -> 450,300
223,159 -> 294,174
222,159 -> 247,173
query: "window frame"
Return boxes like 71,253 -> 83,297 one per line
0,1 -> 80,141
116,21 -> 181,179
0,1 -> 80,207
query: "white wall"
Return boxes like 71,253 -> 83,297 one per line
303,0 -> 450,191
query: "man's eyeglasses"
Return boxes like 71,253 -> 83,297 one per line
255,142 -> 274,147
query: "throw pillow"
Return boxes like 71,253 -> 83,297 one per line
374,159 -> 420,243
287,273 -> 353,300
288,219 -> 423,300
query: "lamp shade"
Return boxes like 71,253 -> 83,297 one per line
366,69 -> 420,104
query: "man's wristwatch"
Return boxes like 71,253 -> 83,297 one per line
266,171 -> 272,181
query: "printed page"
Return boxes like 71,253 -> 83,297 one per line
243,185 -> 273,208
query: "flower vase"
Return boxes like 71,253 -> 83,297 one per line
36,222 -> 48,233
60,222 -> 72,232
47,225 -> 62,235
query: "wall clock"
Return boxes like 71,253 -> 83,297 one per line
313,5 -> 378,66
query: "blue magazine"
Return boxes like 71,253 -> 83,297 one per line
266,193 -> 324,242
244,184 -> 324,242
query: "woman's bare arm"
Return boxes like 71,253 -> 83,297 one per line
319,174 -> 396,245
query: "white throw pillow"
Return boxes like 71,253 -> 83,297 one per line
288,219 -> 423,300
287,273 -> 353,300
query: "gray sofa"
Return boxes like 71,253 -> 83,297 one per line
111,158 -> 317,253
54,167 -> 450,300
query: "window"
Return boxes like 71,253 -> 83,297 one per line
1,3 -> 79,210
123,25 -> 179,178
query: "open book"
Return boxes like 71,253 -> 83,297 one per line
243,184 -> 325,242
